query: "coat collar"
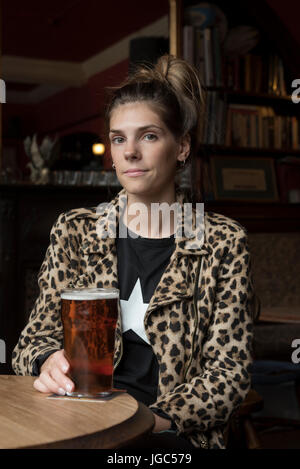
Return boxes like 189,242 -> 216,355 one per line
72,187 -> 212,316
80,186 -> 212,258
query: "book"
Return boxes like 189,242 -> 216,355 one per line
267,107 -> 275,148
278,57 -> 287,96
226,104 -> 261,147
233,56 -> 240,91
268,55 -> 274,94
211,26 -> 223,87
194,27 -> 205,85
203,27 -> 214,86
183,25 -> 195,66
253,55 -> 263,93
244,54 -> 252,92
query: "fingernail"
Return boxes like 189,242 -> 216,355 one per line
62,364 -> 68,373
66,383 -> 73,392
58,388 -> 66,396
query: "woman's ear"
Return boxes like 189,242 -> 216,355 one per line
177,133 -> 191,163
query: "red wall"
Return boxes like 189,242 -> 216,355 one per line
34,58 -> 130,167
35,59 -> 129,136
3,58 -> 130,170
265,0 -> 300,49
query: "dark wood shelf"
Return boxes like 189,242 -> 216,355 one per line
199,145 -> 300,158
0,182 -> 121,194
206,86 -> 293,105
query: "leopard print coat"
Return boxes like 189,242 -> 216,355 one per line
12,187 -> 254,449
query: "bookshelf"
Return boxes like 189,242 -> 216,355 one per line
168,0 -> 300,213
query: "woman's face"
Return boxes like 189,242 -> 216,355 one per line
109,101 -> 190,202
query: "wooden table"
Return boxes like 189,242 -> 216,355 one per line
0,375 -> 154,449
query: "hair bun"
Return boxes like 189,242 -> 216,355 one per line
105,53 -> 205,176
155,54 -> 172,82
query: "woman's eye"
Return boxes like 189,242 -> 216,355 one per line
112,136 -> 124,144
144,133 -> 157,141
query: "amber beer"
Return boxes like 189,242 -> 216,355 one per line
61,288 -> 119,396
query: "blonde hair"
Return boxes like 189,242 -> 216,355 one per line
104,54 -> 205,169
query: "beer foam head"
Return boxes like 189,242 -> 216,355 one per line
61,288 -> 119,301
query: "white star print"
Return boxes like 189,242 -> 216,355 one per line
120,278 -> 150,344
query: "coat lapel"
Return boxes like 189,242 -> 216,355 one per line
72,186 -> 212,310
145,189 -> 212,316
72,189 -> 128,289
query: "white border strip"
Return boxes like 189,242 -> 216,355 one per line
0,79 -> 6,103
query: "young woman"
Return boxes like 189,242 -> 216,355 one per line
12,55 -> 254,449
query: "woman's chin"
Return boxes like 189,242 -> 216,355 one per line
119,178 -> 153,194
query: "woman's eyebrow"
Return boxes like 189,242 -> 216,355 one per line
109,125 -> 163,134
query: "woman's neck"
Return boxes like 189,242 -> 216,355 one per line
123,189 -> 177,238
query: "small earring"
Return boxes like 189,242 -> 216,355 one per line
181,159 -> 186,167
112,163 -> 116,169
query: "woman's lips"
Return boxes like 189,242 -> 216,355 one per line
125,170 -> 147,177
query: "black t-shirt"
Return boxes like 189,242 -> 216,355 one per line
113,218 -> 175,406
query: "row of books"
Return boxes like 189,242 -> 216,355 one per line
183,25 -> 222,88
183,24 -> 287,96
226,105 -> 300,150
201,92 -> 300,150
226,54 -> 287,96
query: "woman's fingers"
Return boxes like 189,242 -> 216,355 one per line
35,370 -> 66,395
56,350 -> 70,374
33,349 -> 74,395
33,376 -> 51,393
50,366 -> 74,394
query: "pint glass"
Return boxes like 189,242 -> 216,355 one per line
61,287 -> 119,397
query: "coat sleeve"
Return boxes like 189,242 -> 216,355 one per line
149,228 -> 254,437
11,213 -> 76,375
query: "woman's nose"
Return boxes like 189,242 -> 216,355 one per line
124,141 -> 140,159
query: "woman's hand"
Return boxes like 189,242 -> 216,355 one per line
33,350 -> 75,395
